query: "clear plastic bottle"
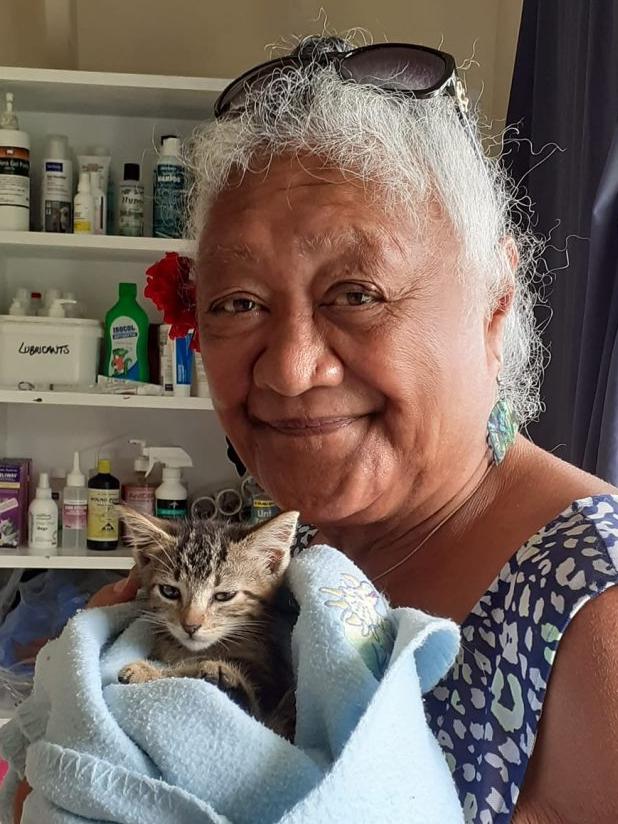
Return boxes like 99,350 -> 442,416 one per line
62,452 -> 87,549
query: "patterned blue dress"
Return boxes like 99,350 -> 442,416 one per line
423,495 -> 618,823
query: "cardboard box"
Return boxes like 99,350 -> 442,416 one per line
0,459 -> 31,547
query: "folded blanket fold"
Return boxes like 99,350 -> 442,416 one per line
0,545 -> 464,824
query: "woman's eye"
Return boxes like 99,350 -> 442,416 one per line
330,289 -> 380,307
211,297 -> 261,315
158,584 -> 181,600
214,591 -> 237,602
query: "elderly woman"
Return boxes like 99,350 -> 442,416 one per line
18,35 -> 618,824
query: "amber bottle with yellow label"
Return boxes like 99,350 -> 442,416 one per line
87,458 -> 120,550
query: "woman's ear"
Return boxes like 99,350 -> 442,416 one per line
117,505 -> 177,569
486,237 -> 518,371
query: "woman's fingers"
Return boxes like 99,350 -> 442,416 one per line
14,779 -> 31,823
87,566 -> 141,609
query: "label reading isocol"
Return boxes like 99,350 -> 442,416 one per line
109,315 -> 139,380
156,498 -> 187,519
87,489 -> 119,542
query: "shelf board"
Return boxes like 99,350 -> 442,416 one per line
0,231 -> 195,262
0,66 -> 229,119
0,545 -> 133,570
0,389 -> 213,410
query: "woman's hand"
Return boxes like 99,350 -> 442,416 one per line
13,566 -> 141,822
87,566 -> 141,608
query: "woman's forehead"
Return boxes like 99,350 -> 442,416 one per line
202,156 -> 448,266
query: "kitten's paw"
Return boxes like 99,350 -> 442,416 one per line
197,660 -> 241,689
118,660 -> 162,684
197,661 -> 257,713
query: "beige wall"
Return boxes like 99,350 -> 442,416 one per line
2,0 -> 522,125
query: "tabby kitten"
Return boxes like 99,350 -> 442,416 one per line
117,506 -> 299,738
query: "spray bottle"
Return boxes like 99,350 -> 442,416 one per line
142,447 -> 192,520
122,440 -> 158,516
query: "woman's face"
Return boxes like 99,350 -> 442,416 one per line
197,155 -> 507,526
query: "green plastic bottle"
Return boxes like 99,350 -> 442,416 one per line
103,282 -> 150,381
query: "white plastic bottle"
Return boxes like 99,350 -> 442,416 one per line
89,170 -> 106,235
0,92 -> 30,231
62,452 -> 88,549
156,467 -> 188,520
118,163 -> 144,237
28,472 -> 58,550
153,136 -> 186,238
141,446 -> 192,520
8,298 -> 26,316
73,171 -> 94,234
41,134 -> 73,233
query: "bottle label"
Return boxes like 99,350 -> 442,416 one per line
153,163 -> 186,238
87,489 -> 119,542
43,160 -> 72,231
118,185 -> 144,236
109,315 -> 140,380
0,146 -> 30,208
124,486 -> 155,515
252,497 -> 281,522
63,501 -> 87,530
156,498 -> 187,519
73,196 -> 92,234
29,511 -> 57,548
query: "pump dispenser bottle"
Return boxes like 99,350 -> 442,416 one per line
122,440 -> 157,516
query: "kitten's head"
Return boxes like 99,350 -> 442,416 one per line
120,507 -> 299,653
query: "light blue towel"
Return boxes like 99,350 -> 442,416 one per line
0,545 -> 464,824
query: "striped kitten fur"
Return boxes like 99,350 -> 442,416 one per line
117,506 -> 299,739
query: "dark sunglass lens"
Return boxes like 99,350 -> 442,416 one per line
343,47 -> 447,93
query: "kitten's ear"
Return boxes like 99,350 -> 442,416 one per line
247,511 -> 300,576
117,505 -> 177,568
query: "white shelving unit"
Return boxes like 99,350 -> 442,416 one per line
0,66 -> 236,583
0,389 -> 213,410
0,230 -> 195,262
0,546 -> 133,571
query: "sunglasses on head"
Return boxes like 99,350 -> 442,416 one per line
214,42 -> 470,120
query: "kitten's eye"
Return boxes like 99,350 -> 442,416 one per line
214,591 -> 237,602
158,584 -> 181,600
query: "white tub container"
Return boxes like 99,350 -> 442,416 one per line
0,315 -> 103,388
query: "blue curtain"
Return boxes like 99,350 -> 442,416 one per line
506,0 -> 618,479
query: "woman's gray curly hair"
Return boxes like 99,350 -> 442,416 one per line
188,35 -> 543,424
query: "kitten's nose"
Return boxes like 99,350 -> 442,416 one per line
182,623 -> 201,637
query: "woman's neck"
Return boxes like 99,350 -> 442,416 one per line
316,439 -> 522,584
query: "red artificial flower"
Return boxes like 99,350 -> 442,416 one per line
144,252 -> 200,351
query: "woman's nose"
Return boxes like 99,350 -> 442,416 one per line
253,313 -> 343,397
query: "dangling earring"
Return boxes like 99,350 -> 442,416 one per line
486,379 -> 518,465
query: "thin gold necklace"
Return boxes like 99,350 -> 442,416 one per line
373,464 -> 493,583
